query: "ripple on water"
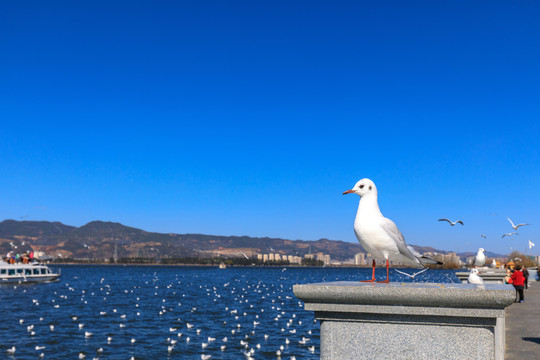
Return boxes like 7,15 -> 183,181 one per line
0,265 -> 459,359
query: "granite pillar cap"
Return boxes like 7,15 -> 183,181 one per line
293,281 -> 515,309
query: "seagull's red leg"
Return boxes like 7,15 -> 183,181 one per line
360,259 -> 377,282
377,259 -> 390,283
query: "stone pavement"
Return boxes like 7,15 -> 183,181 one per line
505,281 -> 540,359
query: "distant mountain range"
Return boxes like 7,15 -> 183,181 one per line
0,219 -> 506,261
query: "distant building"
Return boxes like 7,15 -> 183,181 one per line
315,254 -> 328,264
354,252 -> 366,266
34,251 -> 46,259
304,252 -> 331,265
364,253 -> 373,265
287,255 -> 302,264
437,252 -> 461,266
255,252 -> 324,265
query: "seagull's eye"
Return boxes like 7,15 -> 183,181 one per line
369,186 -> 372,190
359,185 -> 364,189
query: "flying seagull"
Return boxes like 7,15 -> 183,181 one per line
394,268 -> 427,279
438,219 -> 464,226
237,252 -> 249,260
501,232 -> 518,238
529,240 -> 535,249
343,178 -> 442,282
507,217 -> 529,230
480,234 -> 487,239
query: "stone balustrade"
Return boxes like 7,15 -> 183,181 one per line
294,281 -> 515,360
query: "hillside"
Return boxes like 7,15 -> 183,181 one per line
0,220 -> 365,261
0,219 -> 506,261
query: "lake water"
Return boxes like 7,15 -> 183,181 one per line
0,265 -> 460,359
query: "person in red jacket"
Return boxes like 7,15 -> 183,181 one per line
511,265 -> 525,302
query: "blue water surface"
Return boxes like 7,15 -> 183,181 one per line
0,265 -> 460,359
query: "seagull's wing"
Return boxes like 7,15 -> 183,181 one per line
406,245 -> 442,266
515,223 -> 529,228
411,268 -> 428,277
394,269 -> 413,278
379,217 -> 423,267
501,233 -> 508,238
395,268 -> 428,279
507,217 -> 515,228
380,217 -> 442,268
438,219 -> 452,224
456,220 -> 464,225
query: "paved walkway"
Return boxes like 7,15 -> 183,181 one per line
505,280 -> 540,359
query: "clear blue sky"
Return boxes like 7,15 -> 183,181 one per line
1,1 -> 539,255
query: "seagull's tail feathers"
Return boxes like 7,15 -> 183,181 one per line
418,256 -> 443,266
407,246 -> 443,266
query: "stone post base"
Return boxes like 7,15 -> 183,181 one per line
293,282 -> 514,360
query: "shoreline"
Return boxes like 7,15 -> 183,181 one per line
46,262 -> 460,270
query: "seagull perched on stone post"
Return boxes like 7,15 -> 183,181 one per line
343,178 -> 441,282
473,248 -> 486,268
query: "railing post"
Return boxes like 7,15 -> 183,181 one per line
293,282 -> 515,360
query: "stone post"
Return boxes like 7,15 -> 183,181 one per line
293,282 -> 515,360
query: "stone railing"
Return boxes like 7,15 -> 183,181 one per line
293,281 -> 514,360
456,268 -> 538,284
455,270 -> 507,284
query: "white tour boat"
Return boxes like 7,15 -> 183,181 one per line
0,261 -> 60,284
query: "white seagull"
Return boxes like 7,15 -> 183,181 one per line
529,240 -> 535,249
343,178 -> 441,282
507,217 -> 529,230
473,248 -> 486,267
502,232 -> 518,238
394,268 -> 428,279
438,218 -> 464,226
468,268 -> 484,284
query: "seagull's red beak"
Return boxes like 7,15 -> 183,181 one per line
342,189 -> 355,195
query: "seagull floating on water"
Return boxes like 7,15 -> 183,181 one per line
437,218 -> 464,226
507,217 -> 529,230
343,178 -> 441,282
